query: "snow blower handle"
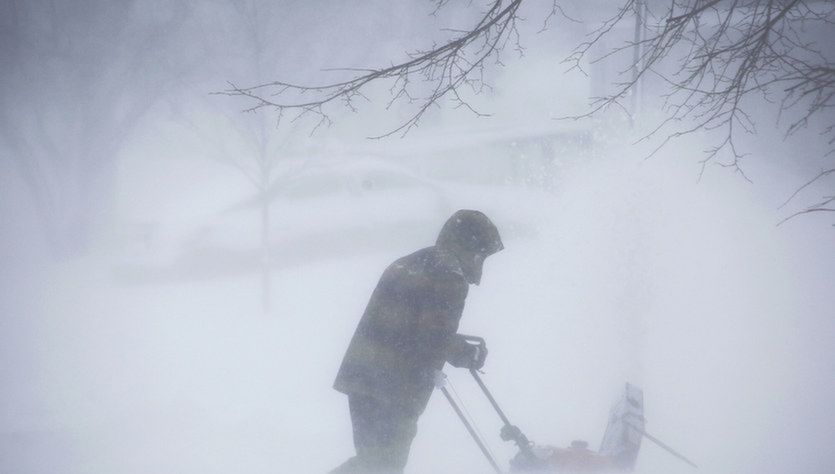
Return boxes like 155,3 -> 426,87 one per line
469,368 -> 532,451
436,372 -> 504,474
459,335 -> 534,455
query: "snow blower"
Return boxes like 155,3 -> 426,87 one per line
437,336 -> 698,473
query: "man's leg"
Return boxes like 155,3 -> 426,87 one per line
329,456 -> 363,474
330,395 -> 376,473
349,394 -> 377,466
340,394 -> 418,474
374,405 -> 418,473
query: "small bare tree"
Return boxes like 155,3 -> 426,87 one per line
180,0 -> 305,313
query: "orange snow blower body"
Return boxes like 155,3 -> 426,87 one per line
446,336 -> 649,474
506,383 -> 645,472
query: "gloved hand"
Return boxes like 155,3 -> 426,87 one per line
469,340 -> 488,370
500,424 -> 524,442
432,369 -> 447,388
446,335 -> 488,370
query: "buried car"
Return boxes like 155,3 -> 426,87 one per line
113,156 -> 453,283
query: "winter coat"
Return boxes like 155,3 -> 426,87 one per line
333,245 -> 476,413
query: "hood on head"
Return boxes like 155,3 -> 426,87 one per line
436,209 -> 503,285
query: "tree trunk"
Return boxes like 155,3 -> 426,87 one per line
260,186 -> 271,313
630,0 -> 645,127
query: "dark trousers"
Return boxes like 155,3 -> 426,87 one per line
331,394 -> 420,474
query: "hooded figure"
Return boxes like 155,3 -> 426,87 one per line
331,210 -> 503,474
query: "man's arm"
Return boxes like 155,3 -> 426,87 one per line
411,271 -> 469,369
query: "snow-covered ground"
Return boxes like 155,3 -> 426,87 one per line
2,137 -> 833,474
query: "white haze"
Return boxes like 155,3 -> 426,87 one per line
1,1 -> 834,474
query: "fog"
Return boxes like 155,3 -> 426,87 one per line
1,1 -> 833,474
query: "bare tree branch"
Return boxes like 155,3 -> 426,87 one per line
563,0 -> 835,223
567,1 -> 835,163
217,0 -> 834,225
217,0 -> 524,138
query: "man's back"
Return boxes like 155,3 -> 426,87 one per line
333,245 -> 469,408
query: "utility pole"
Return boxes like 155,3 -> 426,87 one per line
630,0 -> 646,127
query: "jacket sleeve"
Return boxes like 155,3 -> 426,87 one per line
411,272 -> 469,370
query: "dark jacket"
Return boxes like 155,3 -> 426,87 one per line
333,246 -> 474,412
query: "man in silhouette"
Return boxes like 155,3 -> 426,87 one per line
331,210 -> 504,473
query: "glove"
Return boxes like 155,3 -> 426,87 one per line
500,424 -> 523,442
432,369 -> 447,388
446,335 -> 488,370
470,341 -> 487,370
